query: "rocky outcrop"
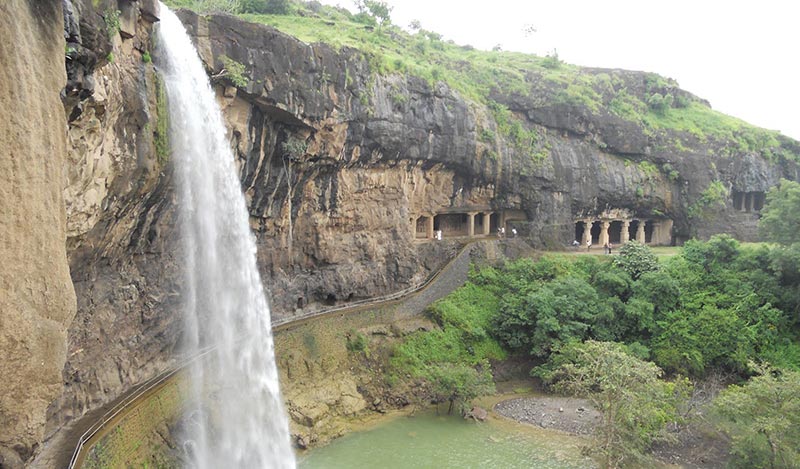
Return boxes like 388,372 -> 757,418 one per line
180,11 -> 799,254
39,0 -> 181,463
0,1 -> 77,466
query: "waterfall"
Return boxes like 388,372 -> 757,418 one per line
156,5 -> 296,468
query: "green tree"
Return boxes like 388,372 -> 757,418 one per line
493,276 -> 609,357
760,179 -> 800,246
632,269 -> 681,316
536,341 -> 690,468
355,0 -> 392,25
427,361 -> 495,415
652,305 -> 754,375
613,241 -> 659,280
714,365 -> 800,468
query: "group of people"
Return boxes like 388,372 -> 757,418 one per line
497,227 -> 517,238
573,239 -> 614,254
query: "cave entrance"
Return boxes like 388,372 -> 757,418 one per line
575,221 -> 587,244
489,213 -> 500,234
753,192 -> 765,211
590,221 -> 601,244
609,220 -> 623,244
733,191 -> 744,211
628,220 -> 640,242
435,213 -> 469,237
415,216 -> 429,239
644,220 -> 655,243
323,294 -> 336,306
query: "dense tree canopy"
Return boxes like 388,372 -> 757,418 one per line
760,179 -> 800,246
388,186 -> 800,465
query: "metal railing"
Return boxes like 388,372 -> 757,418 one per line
66,240 -> 481,469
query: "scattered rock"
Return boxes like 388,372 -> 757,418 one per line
495,397 -> 600,435
464,406 -> 488,422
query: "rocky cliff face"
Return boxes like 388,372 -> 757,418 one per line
0,1 -> 77,466
43,0 -> 183,451
179,10 -> 800,246
4,3 -> 797,464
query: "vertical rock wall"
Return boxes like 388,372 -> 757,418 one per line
0,0 -> 77,466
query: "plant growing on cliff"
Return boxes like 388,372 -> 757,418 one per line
346,330 -> 369,355
687,180 -> 728,220
240,0 -> 290,14
541,49 -> 561,69
219,55 -> 249,88
104,8 -> 121,39
647,93 -> 674,116
355,0 -> 392,26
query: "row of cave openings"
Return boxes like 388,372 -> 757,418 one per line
575,218 -> 673,246
732,191 -> 765,212
413,210 -> 527,239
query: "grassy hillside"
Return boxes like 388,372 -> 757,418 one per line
165,0 -> 793,160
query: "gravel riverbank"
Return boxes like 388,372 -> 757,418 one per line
494,396 -> 600,435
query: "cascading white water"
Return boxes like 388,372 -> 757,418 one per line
156,5 -> 296,468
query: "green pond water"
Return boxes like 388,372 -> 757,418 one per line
297,411 -> 594,469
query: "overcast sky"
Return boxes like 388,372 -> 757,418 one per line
321,0 -> 800,140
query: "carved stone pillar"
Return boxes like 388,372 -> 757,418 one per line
582,219 -> 592,246
482,212 -> 492,236
467,212 -> 477,237
621,220 -> 631,243
426,215 -> 434,239
636,221 -> 646,243
600,221 -> 610,247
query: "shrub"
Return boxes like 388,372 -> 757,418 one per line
760,179 -> 800,246
541,49 -> 561,69
104,8 -> 121,39
345,330 -> 369,354
687,180 -> 728,220
613,241 -> 659,280
219,55 -> 248,88
713,365 -> 800,468
647,93 -> 673,115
